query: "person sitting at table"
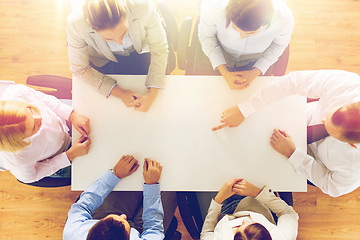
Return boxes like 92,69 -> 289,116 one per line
67,0 -> 168,112
213,70 -> 360,197
0,84 -> 91,183
63,156 -> 175,240
201,178 -> 298,240
198,0 -> 294,89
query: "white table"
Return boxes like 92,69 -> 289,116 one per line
72,75 -> 307,192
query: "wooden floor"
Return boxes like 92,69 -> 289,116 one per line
1,0 -> 360,239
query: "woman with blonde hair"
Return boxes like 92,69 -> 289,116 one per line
67,0 -> 168,112
0,84 -> 91,183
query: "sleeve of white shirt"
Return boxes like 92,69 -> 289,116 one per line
253,7 -> 295,74
198,5 -> 227,69
255,186 -> 298,240
289,148 -> 358,197
238,70 -> 360,118
200,199 -> 222,240
12,152 -> 71,183
15,84 -> 74,120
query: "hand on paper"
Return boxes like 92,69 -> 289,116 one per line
66,136 -> 91,161
143,158 -> 163,184
212,106 -> 245,131
69,110 -> 90,137
270,128 -> 296,158
214,178 -> 242,204
232,179 -> 262,198
114,155 -> 140,179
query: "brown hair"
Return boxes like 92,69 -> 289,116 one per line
225,0 -> 273,31
86,0 -> 127,30
234,223 -> 272,240
331,103 -> 360,143
87,217 -> 130,240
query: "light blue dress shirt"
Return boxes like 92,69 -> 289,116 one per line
63,171 -> 164,240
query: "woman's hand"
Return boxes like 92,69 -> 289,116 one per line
232,179 -> 261,198
130,87 -> 159,112
214,178 -> 242,204
69,111 -> 90,137
111,86 -> 143,107
66,136 -> 91,161
270,129 -> 296,158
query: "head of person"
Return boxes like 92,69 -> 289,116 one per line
225,0 -> 273,39
0,101 -> 42,152
87,214 -> 131,240
233,220 -> 272,240
86,0 -> 128,45
324,102 -> 360,144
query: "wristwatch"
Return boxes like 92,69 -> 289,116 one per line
109,169 -> 116,175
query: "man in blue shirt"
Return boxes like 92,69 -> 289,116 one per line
63,155 -> 165,240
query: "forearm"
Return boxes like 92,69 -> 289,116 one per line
289,148 -> 353,197
141,184 -> 164,238
200,199 -> 222,238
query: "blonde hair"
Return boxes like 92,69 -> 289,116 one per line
86,0 -> 127,30
0,101 -> 40,152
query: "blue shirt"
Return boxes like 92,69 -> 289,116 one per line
63,171 -> 164,240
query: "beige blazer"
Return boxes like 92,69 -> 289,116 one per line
201,186 -> 299,240
67,0 -> 168,96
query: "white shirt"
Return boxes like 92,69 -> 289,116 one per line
238,70 -> 360,197
0,85 -> 74,183
198,0 -> 294,73
106,33 -> 134,53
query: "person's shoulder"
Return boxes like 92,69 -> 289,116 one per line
67,3 -> 88,29
126,0 -> 154,17
200,0 -> 228,14
272,0 -> 294,23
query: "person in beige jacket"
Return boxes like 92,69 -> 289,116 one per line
201,178 -> 298,240
67,0 -> 168,112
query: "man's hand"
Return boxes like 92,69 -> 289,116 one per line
111,86 -> 143,107
212,106 -> 245,131
270,129 -> 296,158
143,158 -> 163,184
66,136 -> 91,161
69,111 -> 90,137
232,179 -> 261,198
214,178 -> 242,204
130,88 -> 158,112
113,155 -> 140,179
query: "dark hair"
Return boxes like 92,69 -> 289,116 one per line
234,223 -> 272,240
87,217 -> 130,240
225,0 -> 273,31
331,103 -> 360,143
85,0 -> 127,30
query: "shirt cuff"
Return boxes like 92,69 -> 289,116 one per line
103,170 -> 121,188
255,186 -> 274,203
288,148 -> 308,171
143,183 -> 161,197
209,53 -> 227,70
253,58 -> 272,75
54,152 -> 72,170
57,104 -> 74,121
237,102 -> 255,119
107,83 -> 118,98
147,85 -> 162,89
